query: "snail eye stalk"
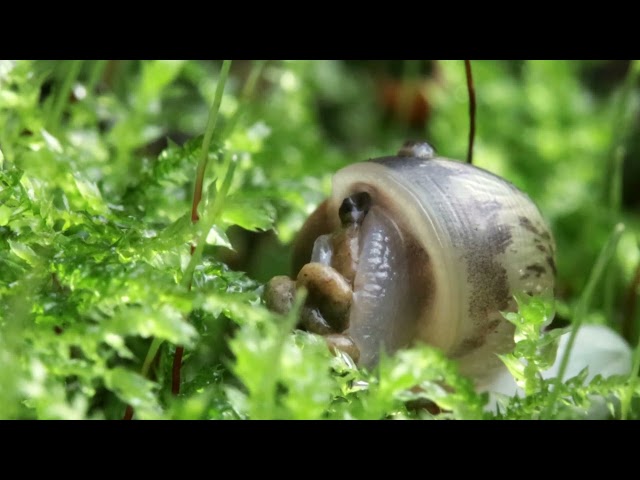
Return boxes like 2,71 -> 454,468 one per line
339,192 -> 371,226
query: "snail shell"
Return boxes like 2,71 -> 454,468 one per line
286,142 -> 556,388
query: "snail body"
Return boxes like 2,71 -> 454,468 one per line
266,142 -> 556,389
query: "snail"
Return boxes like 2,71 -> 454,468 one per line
264,141 -> 556,391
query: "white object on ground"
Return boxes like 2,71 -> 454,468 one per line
482,324 -> 633,417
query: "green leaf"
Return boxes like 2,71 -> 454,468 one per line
41,129 -> 63,154
139,60 -> 186,105
8,241 -> 40,266
206,224 -> 233,249
104,367 -> 163,419
107,305 -> 197,347
0,205 -> 11,225
221,195 -> 276,232
0,60 -> 15,83
73,176 -> 107,215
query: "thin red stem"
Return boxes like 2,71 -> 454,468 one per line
172,181 -> 202,397
464,60 -> 476,165
122,405 -> 134,420
172,346 -> 185,395
173,60 -> 263,398
191,179 -> 203,222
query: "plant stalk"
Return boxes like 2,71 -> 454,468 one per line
191,60 -> 233,223
48,60 -> 83,132
464,60 -> 476,165
543,223 -> 625,419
